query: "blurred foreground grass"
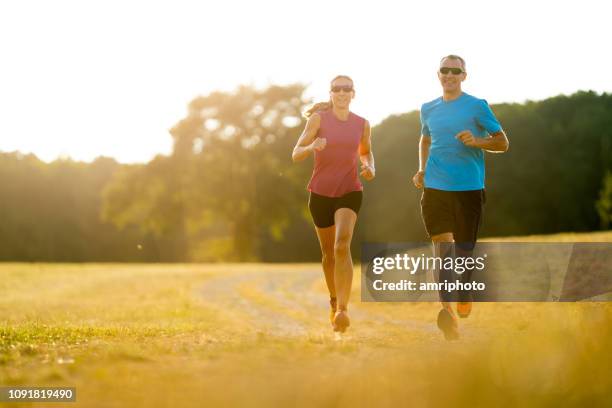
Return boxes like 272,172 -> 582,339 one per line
1,232 -> 612,407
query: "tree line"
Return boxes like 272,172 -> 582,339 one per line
1,87 -> 610,262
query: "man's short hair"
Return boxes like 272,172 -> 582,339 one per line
440,55 -> 466,71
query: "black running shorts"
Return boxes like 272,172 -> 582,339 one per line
420,188 -> 485,245
308,191 -> 363,228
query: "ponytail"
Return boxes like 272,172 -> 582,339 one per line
303,100 -> 332,118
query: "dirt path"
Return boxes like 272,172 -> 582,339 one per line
198,266 -> 451,343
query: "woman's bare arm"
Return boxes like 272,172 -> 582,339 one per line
359,120 -> 375,180
292,113 -> 324,162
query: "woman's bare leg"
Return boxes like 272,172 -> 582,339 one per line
314,225 -> 336,300
333,208 -> 358,312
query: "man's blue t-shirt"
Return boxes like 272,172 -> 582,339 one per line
420,92 -> 502,191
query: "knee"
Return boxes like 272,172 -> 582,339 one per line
334,236 -> 350,258
431,233 -> 454,257
431,232 -> 454,243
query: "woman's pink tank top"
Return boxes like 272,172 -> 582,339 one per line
307,109 -> 365,197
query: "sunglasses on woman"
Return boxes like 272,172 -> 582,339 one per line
439,67 -> 464,75
331,86 -> 354,93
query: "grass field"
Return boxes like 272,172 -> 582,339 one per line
1,232 -> 612,407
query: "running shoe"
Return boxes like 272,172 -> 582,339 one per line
333,309 -> 350,333
437,307 -> 459,340
457,292 -> 473,318
456,301 -> 472,318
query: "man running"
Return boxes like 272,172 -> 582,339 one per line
412,55 -> 509,340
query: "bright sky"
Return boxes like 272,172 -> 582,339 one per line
1,0 -> 609,163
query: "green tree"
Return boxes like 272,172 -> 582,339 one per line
596,172 -> 612,229
103,84 -> 309,261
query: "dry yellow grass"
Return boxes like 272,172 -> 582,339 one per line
483,230 -> 612,242
1,231 -> 611,407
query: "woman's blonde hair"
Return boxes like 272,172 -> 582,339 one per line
303,75 -> 354,118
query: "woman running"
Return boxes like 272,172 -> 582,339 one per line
292,75 -> 375,332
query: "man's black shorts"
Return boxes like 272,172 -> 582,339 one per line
308,190 -> 362,228
420,188 -> 486,244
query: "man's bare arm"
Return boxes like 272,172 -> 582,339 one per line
456,130 -> 509,153
412,135 -> 431,188
479,130 -> 509,153
419,135 -> 431,170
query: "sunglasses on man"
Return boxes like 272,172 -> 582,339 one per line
439,67 -> 464,75
330,85 -> 354,93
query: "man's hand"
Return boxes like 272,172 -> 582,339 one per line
310,137 -> 327,152
360,164 -> 375,181
456,130 -> 481,148
413,170 -> 425,188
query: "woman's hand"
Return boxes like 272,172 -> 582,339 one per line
310,137 -> 327,152
360,164 -> 375,181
